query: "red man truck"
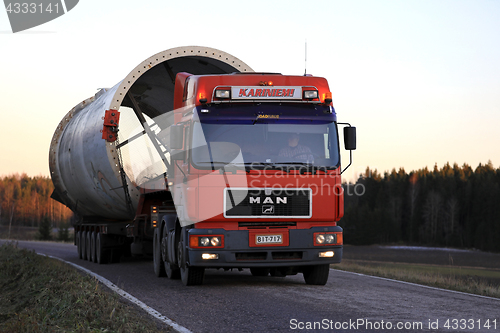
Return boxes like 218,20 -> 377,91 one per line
50,46 -> 355,286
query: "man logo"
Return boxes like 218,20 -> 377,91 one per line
249,197 -> 287,204
262,205 -> 274,214
4,0 -> 79,33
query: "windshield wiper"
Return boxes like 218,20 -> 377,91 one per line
197,161 -> 249,173
272,163 -> 331,174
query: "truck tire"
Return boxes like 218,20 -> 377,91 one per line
90,231 -> 97,263
178,228 -> 205,286
250,268 -> 270,276
76,231 -> 82,259
86,231 -> 92,261
303,264 -> 330,285
162,226 -> 180,279
96,232 -> 109,264
153,228 -> 166,277
81,231 -> 88,260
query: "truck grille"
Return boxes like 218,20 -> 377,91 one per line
224,188 -> 311,218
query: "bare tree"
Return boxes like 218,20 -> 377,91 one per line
3,184 -> 16,239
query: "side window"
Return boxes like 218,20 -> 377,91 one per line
183,77 -> 196,101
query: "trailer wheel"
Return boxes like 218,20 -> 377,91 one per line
162,226 -> 180,279
303,264 -> 330,285
86,231 -> 92,261
90,231 -> 97,263
178,229 -> 205,286
153,228 -> 166,277
81,231 -> 88,260
76,231 -> 82,259
96,232 -> 108,264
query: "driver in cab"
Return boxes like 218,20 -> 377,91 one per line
278,133 -> 313,161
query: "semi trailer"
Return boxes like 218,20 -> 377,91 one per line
49,46 -> 356,285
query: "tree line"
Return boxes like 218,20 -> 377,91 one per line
0,174 -> 73,233
340,161 -> 500,252
2,163 -> 500,252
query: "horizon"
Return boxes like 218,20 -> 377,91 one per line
1,159 -> 497,182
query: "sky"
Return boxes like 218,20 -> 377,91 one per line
0,0 -> 499,182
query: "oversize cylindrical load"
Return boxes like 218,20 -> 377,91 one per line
49,46 -> 253,221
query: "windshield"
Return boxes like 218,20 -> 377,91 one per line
191,116 -> 340,170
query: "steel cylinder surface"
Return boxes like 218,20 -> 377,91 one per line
50,46 -> 253,220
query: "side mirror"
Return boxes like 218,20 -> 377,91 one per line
344,126 -> 356,150
170,125 -> 184,149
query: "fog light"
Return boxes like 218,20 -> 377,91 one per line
319,251 -> 334,258
202,253 -> 219,260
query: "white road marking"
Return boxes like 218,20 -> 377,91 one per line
332,268 -> 500,302
44,254 -> 193,333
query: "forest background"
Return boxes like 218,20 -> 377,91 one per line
1,161 -> 499,252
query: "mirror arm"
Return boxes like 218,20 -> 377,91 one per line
337,122 -> 355,175
341,149 -> 353,175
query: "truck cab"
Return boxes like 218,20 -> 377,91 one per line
152,72 -> 355,285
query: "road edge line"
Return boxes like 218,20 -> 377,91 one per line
331,268 -> 500,302
44,254 -> 193,333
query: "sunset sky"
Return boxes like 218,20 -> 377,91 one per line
1,0 -> 499,182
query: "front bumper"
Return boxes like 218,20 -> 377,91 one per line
186,226 -> 343,268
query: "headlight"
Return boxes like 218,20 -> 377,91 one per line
325,234 -> 335,244
316,234 -> 325,244
200,237 -> 210,246
190,235 -> 224,248
314,232 -> 341,246
210,237 -> 221,247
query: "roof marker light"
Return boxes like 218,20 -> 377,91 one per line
324,92 -> 333,104
199,92 -> 207,104
303,90 -> 318,99
215,89 -> 231,99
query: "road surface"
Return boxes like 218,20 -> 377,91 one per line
1,240 -> 499,333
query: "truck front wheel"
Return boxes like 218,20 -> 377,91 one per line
153,228 -> 166,277
178,229 -> 205,286
303,264 -> 330,285
162,225 -> 180,279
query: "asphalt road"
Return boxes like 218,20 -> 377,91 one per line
2,240 -> 499,333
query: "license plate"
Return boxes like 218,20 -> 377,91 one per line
256,234 -> 282,244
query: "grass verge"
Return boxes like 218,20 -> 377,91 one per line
0,242 -> 167,332
334,259 -> 500,299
